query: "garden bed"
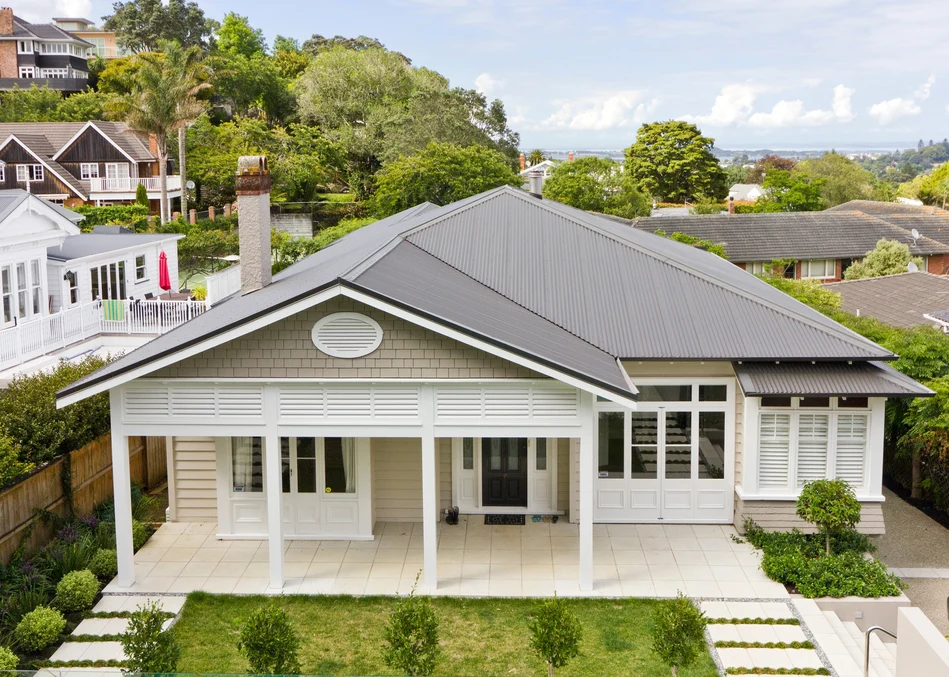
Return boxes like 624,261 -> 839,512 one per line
175,593 -> 719,677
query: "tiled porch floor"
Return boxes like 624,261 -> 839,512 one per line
106,517 -> 789,598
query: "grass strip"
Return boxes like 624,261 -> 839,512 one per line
83,610 -> 174,619
724,669 -> 829,676
715,641 -> 814,649
707,617 -> 800,625
65,633 -> 125,642
35,660 -> 127,668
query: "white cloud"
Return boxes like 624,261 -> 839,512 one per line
685,84 -> 758,126
868,74 -> 935,125
540,91 -> 659,131
474,73 -> 503,97
747,84 -> 854,128
9,0 -> 91,23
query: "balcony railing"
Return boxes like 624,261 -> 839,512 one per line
0,298 -> 206,372
89,176 -> 183,193
205,264 -> 241,307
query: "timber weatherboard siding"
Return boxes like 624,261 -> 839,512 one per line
151,298 -> 540,381
171,436 -> 217,521
734,496 -> 885,535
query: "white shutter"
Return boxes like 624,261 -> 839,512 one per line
169,386 -> 216,417
484,385 -> 531,417
531,384 -> 579,417
325,385 -> 372,417
835,414 -> 868,488
311,313 -> 382,358
217,385 -> 264,418
435,386 -> 483,418
759,413 -> 791,490
796,414 -> 829,487
123,385 -> 170,419
373,386 -> 420,418
279,387 -> 325,419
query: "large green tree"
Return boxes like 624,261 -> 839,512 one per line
0,85 -> 113,122
542,156 -> 649,218
753,169 -> 825,212
370,142 -> 521,217
796,151 -> 874,206
624,121 -> 727,202
746,154 -> 796,184
216,12 -> 267,58
103,0 -> 218,52
917,162 -> 949,207
844,239 -> 923,280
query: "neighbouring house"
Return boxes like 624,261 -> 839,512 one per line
518,158 -> 558,190
827,200 -> 949,248
56,160 -> 931,594
825,272 -> 949,330
0,9 -> 92,91
728,183 -> 764,201
624,210 -> 949,281
0,121 -> 180,210
52,17 -> 132,60
0,189 -> 198,384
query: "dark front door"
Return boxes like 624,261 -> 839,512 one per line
481,438 -> 528,507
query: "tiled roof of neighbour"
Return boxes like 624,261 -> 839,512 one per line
627,211 -> 949,261
734,361 -> 932,398
59,187 -> 912,404
825,272 -> 949,328
0,122 -> 155,163
827,200 -> 949,217
11,16 -> 93,44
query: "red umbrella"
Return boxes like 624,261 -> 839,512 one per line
158,250 -> 171,291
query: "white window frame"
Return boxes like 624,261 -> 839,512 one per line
751,397 -> 874,497
135,254 -> 147,281
106,163 -> 131,180
80,163 -> 99,180
15,165 -> 44,182
801,259 -> 837,279
29,259 -> 43,316
0,264 -> 12,326
17,40 -> 32,53
747,262 -> 768,275
65,270 -> 79,306
18,66 -> 35,79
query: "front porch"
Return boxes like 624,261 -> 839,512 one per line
107,518 -> 786,598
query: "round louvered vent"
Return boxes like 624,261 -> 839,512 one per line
312,312 -> 383,358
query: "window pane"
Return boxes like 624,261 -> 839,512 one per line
797,414 -> 829,486
462,438 -> 474,470
597,411 -> 624,478
280,438 -> 291,493
838,397 -> 868,408
664,411 -> 692,479
638,385 -> 692,402
800,397 -> 829,408
324,437 -> 355,493
536,438 -> 547,471
232,437 -> 262,492
630,412 -> 657,479
761,396 -> 792,407
699,385 -> 727,402
506,440 -> 520,471
759,414 -> 790,489
296,438 -> 317,493
487,438 -> 502,470
698,412 -> 726,479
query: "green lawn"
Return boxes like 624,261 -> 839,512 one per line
175,593 -> 718,677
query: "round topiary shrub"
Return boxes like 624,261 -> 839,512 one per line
796,478 -> 862,556
14,606 -> 66,652
0,645 -> 19,669
88,548 -> 118,580
55,569 -> 100,612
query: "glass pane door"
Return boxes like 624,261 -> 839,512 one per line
627,412 -> 661,520
661,411 -> 694,518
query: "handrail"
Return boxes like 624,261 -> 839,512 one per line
865,625 -> 897,677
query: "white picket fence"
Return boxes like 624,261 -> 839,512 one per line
0,299 -> 206,372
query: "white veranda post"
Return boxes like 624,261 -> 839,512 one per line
110,394 -> 135,587
579,391 -> 595,591
421,385 -> 438,591
265,431 -> 285,590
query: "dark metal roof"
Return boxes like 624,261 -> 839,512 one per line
11,16 -> 93,44
825,272 -> 949,328
734,361 -> 933,398
48,233 -> 183,261
628,211 -> 949,261
60,187 -> 913,403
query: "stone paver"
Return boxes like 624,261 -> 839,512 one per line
49,642 -> 125,662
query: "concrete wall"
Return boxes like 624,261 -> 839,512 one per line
272,213 -> 312,238
896,607 -> 949,676
816,595 -> 910,634
735,496 -> 885,534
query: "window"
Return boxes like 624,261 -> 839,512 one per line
231,437 -> 262,492
801,259 -> 837,279
747,262 -> 767,275
15,262 -> 26,318
135,254 -> 146,280
90,261 -> 127,300
30,259 -> 42,315
758,413 -> 791,489
80,163 -> 99,179
462,438 -> 474,470
630,412 -> 658,479
106,163 -> 130,180
664,411 -> 692,479
16,165 -> 44,182
698,412 -> 726,479
40,68 -> 69,79
638,384 -> 692,402
17,40 -> 32,53
324,438 -> 355,493
65,271 -> 79,305
699,385 -> 728,402
782,261 -> 796,279
40,43 -> 68,54
597,411 -> 624,478
18,66 -> 34,78
1,266 -> 11,324
536,438 -> 547,471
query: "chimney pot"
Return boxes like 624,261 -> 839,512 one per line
519,153 -> 525,171
528,170 -> 544,198
236,156 -> 273,294
728,196 -> 735,215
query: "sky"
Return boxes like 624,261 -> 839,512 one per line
15,0 -> 949,151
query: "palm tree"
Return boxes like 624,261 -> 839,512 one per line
528,149 -> 545,167
113,41 -> 208,223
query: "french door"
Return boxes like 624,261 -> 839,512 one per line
281,437 -> 321,535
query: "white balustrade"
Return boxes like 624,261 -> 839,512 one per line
89,176 -> 183,193
204,264 -> 241,306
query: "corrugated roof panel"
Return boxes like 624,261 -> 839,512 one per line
734,361 -> 933,397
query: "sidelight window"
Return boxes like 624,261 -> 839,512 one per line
597,411 -> 624,478
232,437 -> 263,492
324,437 -> 355,493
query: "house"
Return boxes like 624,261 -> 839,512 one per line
827,200 -> 949,249
0,121 -> 181,209
52,18 -> 132,60
0,9 -> 91,91
626,211 -> 949,281
56,159 -> 931,594
728,183 -> 764,201
825,272 -> 949,330
0,189 -> 196,383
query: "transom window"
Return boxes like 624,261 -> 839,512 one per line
801,259 -> 837,279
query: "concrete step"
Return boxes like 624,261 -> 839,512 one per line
842,621 -> 896,677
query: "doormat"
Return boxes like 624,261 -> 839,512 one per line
485,514 -> 526,526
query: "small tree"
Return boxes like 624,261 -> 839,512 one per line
797,478 -> 862,556
527,596 -> 582,677
651,593 -> 707,677
237,601 -> 301,675
121,600 -> 180,673
844,239 -> 923,280
135,182 -> 149,207
382,578 -> 440,676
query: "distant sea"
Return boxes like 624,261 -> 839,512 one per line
542,143 -> 913,162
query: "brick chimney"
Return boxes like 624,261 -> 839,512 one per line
568,151 -> 574,162
235,156 -> 272,294
0,8 -> 13,36
519,153 -> 525,171
728,196 -> 735,214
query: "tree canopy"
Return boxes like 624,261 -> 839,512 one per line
216,12 -> 267,58
103,0 -> 218,52
745,154 -> 796,184
796,151 -> 874,207
624,121 -> 727,202
369,142 -> 521,217
917,162 -> 949,207
542,156 -> 649,218
844,239 -> 923,280
753,169 -> 825,212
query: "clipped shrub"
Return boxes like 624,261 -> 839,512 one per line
55,569 -> 99,611
0,645 -> 18,669
88,548 -> 118,580
132,520 -> 149,551
382,582 -> 440,677
528,595 -> 582,677
796,551 -> 902,598
652,592 -> 708,677
14,606 -> 66,652
237,601 -> 301,675
760,548 -> 809,585
121,600 -> 180,673
796,479 -> 862,556
0,430 -> 32,488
